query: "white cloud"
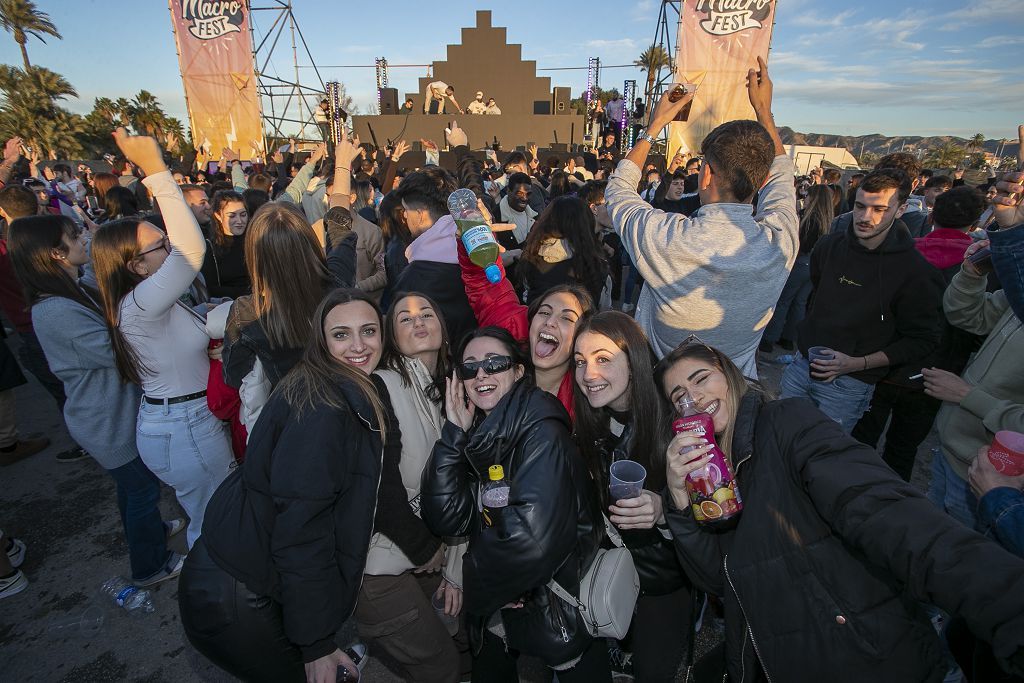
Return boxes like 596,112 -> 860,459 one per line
585,39 -> 639,51
790,10 -> 856,28
977,35 -> 1024,48
942,0 -> 1022,22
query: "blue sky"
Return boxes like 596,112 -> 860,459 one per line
2,0 -> 1022,140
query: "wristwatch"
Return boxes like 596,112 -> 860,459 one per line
636,131 -> 658,147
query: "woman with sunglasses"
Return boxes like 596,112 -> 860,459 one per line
8,214 -> 182,585
179,288 -> 386,683
92,129 -> 233,548
355,292 -> 469,682
458,238 -> 594,418
421,326 -> 610,682
572,312 -> 692,682
656,340 -> 1024,682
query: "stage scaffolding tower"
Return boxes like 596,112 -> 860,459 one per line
647,0 -> 682,149
249,0 -> 326,146
584,57 -> 601,148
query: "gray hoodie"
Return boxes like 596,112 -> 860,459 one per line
606,155 -> 799,378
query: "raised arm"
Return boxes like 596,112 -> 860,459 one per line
114,128 -> 206,317
280,143 -> 326,205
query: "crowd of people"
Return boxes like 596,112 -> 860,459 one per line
0,55 -> 1022,683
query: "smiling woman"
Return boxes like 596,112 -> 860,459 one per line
201,189 -> 250,298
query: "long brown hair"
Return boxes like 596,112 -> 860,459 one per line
92,173 -> 118,212
381,291 -> 451,403
799,184 -> 835,252
572,311 -> 670,492
209,190 -> 246,251
8,215 -> 101,313
653,340 -> 752,464
92,218 -> 150,384
279,288 -> 387,437
244,201 -> 330,349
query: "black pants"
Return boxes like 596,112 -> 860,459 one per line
178,538 -> 305,683
628,585 -> 692,682
852,382 -> 941,481
471,631 -> 611,683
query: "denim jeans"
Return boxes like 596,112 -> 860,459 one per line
989,222 -> 1024,322
764,254 -> 812,343
136,396 -> 233,548
927,448 -> 979,530
107,456 -> 170,580
780,355 -> 876,432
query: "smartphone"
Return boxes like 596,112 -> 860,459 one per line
967,246 -> 993,274
86,195 -> 99,211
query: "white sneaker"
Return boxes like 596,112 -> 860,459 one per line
136,552 -> 186,587
0,570 -> 28,600
6,537 -> 25,568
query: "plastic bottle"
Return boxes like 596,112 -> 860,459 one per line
47,605 -> 105,637
671,395 -> 742,526
100,576 -> 155,614
480,464 -> 511,531
448,188 -> 502,284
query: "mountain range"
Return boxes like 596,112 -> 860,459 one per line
777,126 -> 1020,162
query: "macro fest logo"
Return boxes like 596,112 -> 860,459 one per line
693,0 -> 774,35
178,0 -> 244,40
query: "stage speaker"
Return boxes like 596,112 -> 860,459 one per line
533,100 -> 551,115
553,87 -> 571,115
379,87 -> 399,115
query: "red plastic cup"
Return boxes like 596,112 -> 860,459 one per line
987,431 -> 1024,476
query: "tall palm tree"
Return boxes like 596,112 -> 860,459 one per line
0,0 -> 60,69
634,44 -> 671,104
132,90 -> 164,136
969,133 -> 986,153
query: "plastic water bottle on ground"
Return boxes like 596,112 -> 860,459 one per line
100,576 -> 154,614
448,188 -> 502,284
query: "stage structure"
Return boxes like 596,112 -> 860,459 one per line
620,80 -> 638,153
351,10 -> 584,152
583,57 -> 601,146
249,0 -> 327,144
166,0 -> 264,164
667,0 -> 778,158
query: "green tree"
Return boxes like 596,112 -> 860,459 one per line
0,0 -> 60,69
634,44 -> 671,104
969,133 -> 985,152
0,64 -> 81,157
924,142 -> 966,169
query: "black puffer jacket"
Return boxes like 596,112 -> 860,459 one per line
665,392 -> 1024,682
200,376 -> 383,663
589,422 -> 689,597
420,380 -> 603,666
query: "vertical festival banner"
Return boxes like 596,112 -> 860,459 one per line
168,0 -> 263,164
669,0 -> 777,158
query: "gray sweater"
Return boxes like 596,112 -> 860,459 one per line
606,155 -> 799,378
31,295 -> 141,470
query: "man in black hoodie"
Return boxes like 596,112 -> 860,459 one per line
780,168 -> 945,432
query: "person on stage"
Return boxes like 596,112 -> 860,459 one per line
423,81 -> 463,115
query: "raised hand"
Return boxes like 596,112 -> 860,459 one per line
746,55 -> 773,115
221,147 -> 239,162
334,128 -> 362,168
648,83 -> 696,133
988,124 -> 1024,229
445,372 -> 474,431
421,138 -> 439,153
309,142 -> 328,164
4,136 -> 23,164
112,127 -> 167,177
445,121 -> 468,148
391,139 -> 410,162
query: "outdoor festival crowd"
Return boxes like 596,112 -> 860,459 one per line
0,59 -> 1023,683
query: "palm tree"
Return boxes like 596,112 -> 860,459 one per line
969,133 -> 986,153
0,0 -> 61,69
132,90 -> 164,136
634,44 -> 671,104
92,97 -> 118,124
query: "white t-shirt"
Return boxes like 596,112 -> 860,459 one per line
427,81 -> 449,100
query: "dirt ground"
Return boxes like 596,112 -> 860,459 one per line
0,334 -> 938,682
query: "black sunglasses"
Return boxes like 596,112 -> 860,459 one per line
457,355 -> 513,380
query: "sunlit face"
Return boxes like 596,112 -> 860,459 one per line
591,200 -> 612,230
685,160 -> 700,176
852,187 -> 904,244
172,172 -> 186,185
924,184 -> 950,208
323,301 -> 382,374
59,229 -> 89,268
134,222 -> 170,276
666,177 -> 687,201
185,190 -> 212,225
392,295 -> 443,360
661,356 -> 732,435
400,199 -> 434,236
573,331 -> 630,412
529,291 -> 584,372
461,336 -> 524,414
216,200 -> 248,236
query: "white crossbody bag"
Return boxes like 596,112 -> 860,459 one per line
547,515 -> 639,639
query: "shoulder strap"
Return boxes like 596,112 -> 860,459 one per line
547,513 -> 624,608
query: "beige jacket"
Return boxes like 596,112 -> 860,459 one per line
936,268 -> 1024,479
312,211 -> 386,301
366,359 -> 466,587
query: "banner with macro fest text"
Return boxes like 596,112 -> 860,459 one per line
668,0 -> 777,159
168,0 -> 263,164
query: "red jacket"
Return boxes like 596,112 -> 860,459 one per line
458,242 -> 575,420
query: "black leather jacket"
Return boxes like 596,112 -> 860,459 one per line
421,380 -> 603,666
665,392 -> 1024,683
589,422 -> 689,597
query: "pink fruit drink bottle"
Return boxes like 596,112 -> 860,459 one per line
672,395 -> 742,526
